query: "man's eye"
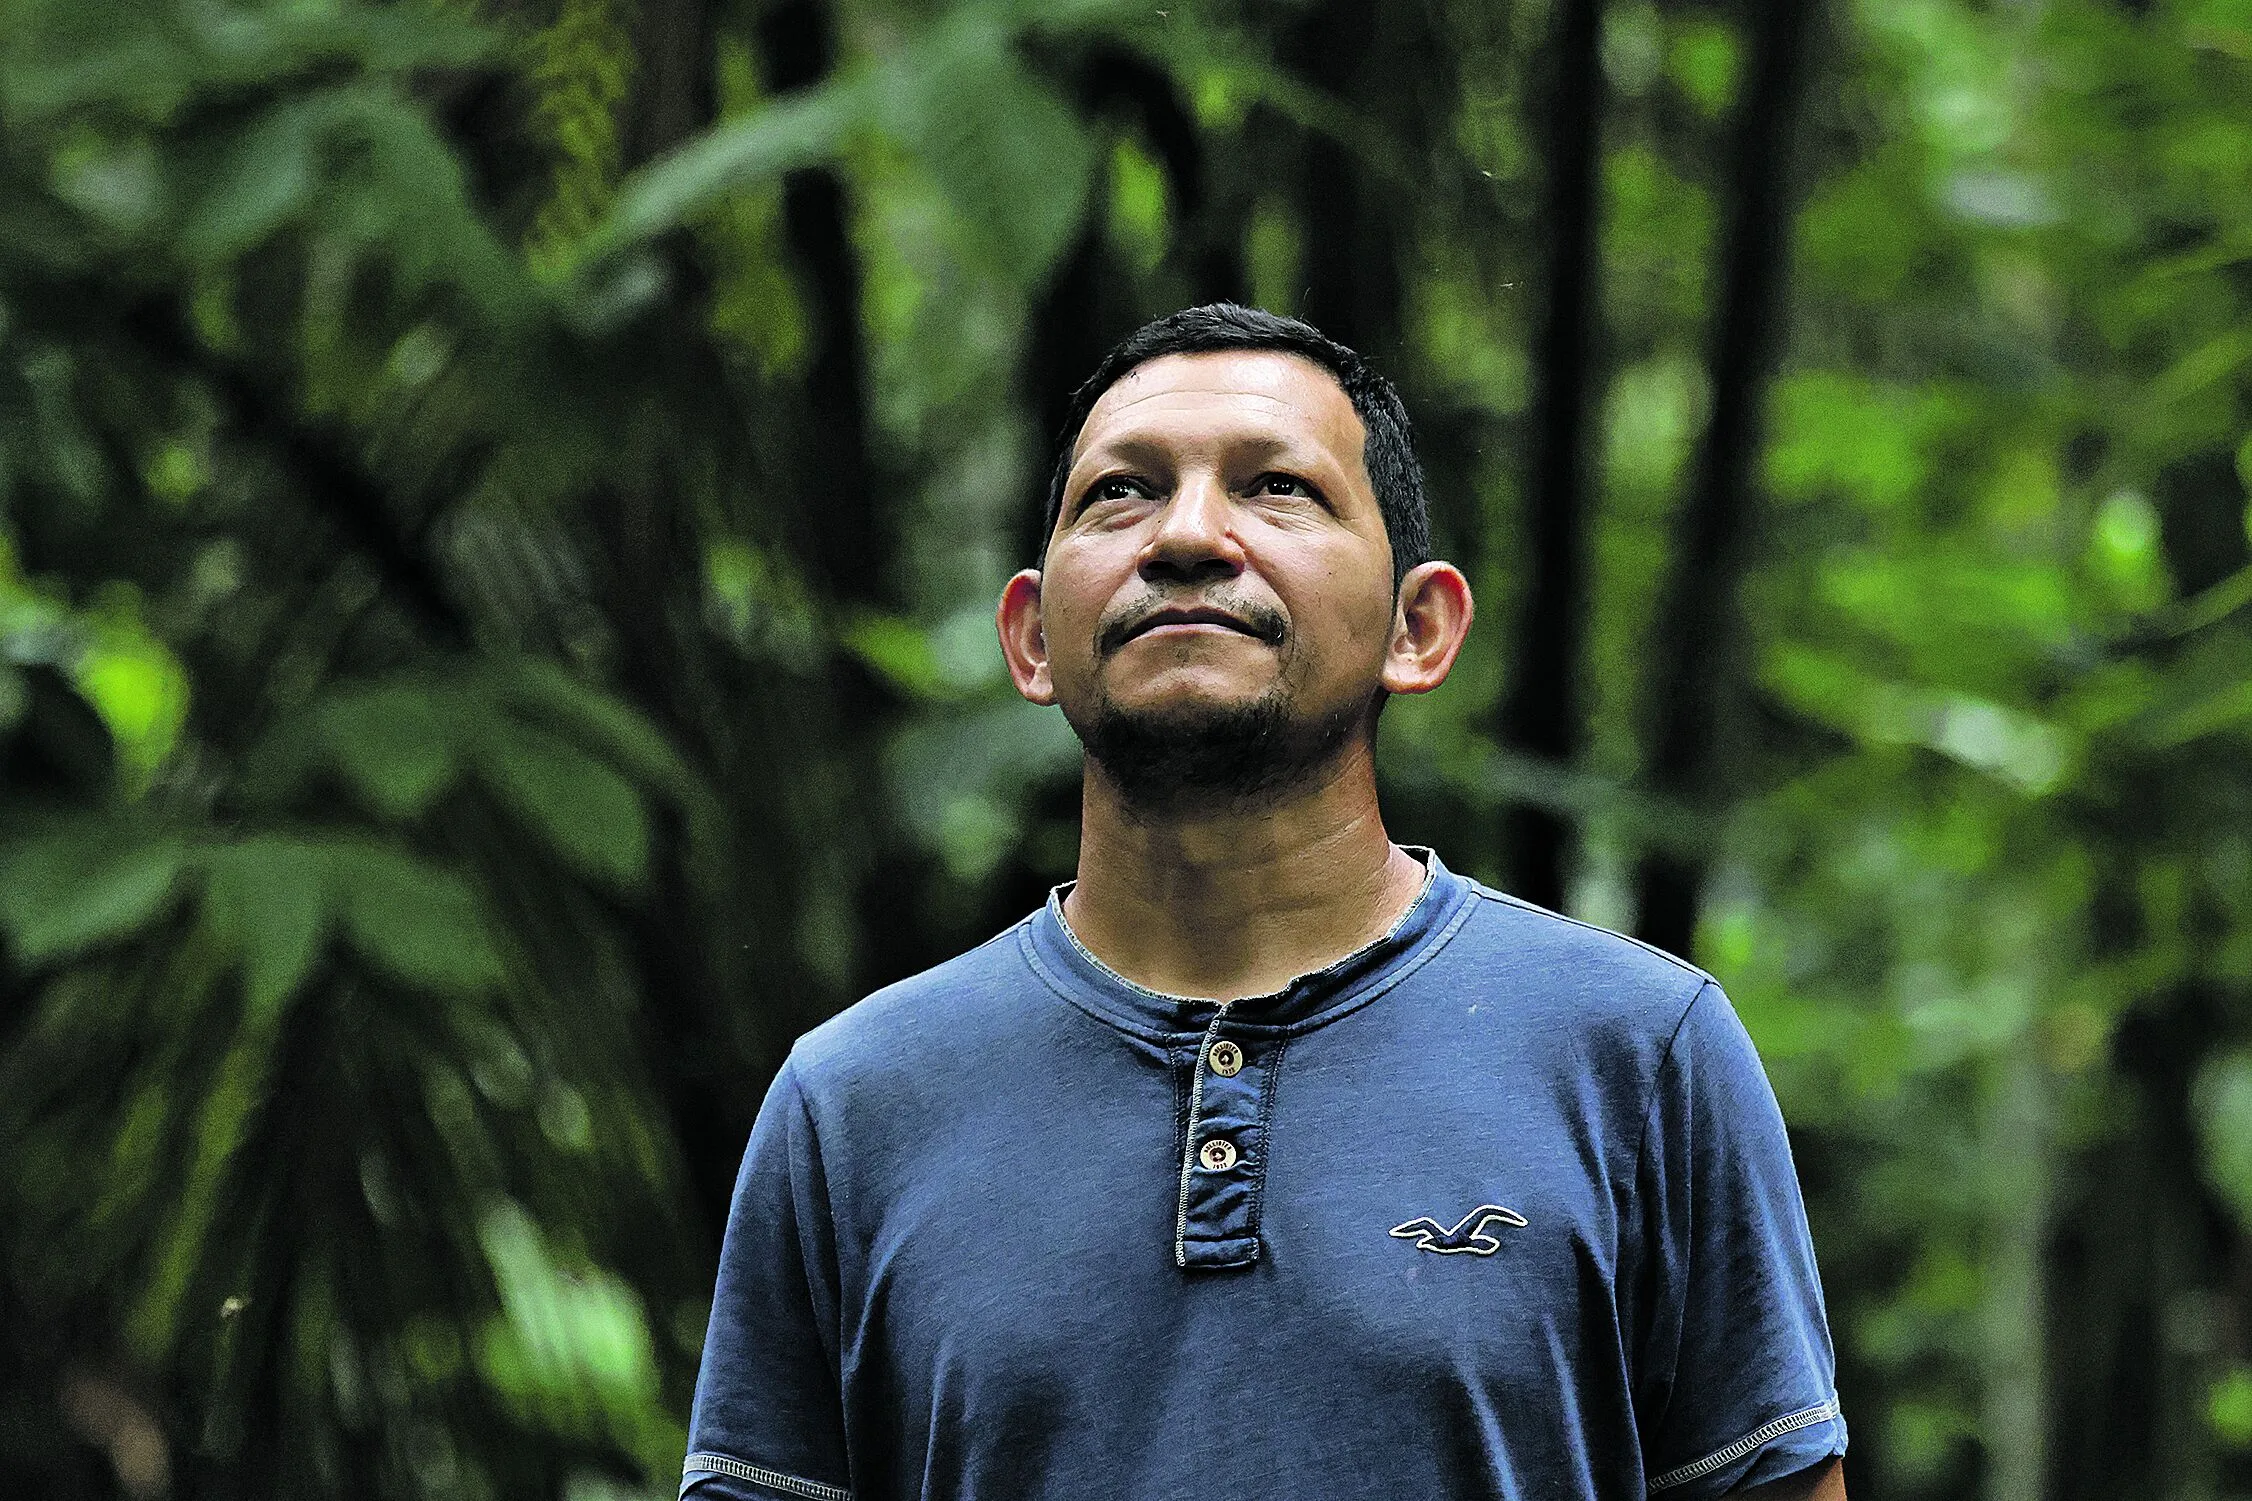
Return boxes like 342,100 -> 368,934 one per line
1091,476 -> 1148,504
1253,474 -> 1317,499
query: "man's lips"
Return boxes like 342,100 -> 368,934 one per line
1096,596 -> 1289,654
1128,607 -> 1260,640
1102,604 -> 1285,654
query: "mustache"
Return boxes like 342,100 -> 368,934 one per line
1096,593 -> 1289,655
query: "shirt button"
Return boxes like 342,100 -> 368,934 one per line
1198,1137 -> 1238,1172
1208,1040 -> 1244,1077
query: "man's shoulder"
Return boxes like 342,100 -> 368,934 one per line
788,914 -> 1043,1086
1445,878 -> 1716,1030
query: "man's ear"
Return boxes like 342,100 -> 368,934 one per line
1379,561 -> 1474,696
996,569 -> 1056,706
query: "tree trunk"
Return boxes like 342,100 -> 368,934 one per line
625,0 -> 715,164
1984,1033 -> 2054,1501
1631,0 -> 1817,960
1494,0 -> 1603,913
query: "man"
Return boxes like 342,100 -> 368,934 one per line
684,305 -> 1847,1500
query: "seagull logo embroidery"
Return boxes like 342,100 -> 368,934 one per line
1389,1204 -> 1529,1255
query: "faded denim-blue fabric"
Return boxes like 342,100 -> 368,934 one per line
683,853 -> 1845,1501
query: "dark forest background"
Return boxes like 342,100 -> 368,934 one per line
5,0 -> 2252,1496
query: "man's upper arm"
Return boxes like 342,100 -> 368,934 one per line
1633,981 -> 1849,1499
1737,1455 -> 1847,1500
682,1058 -> 854,1501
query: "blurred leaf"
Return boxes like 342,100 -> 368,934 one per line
2148,327 -> 2252,415
842,614 -> 947,699
316,681 -> 460,820
1106,136 -> 1169,274
73,597 -> 191,790
883,38 -> 1092,285
2197,1052 -> 2252,1230
129,1002 -> 283,1358
473,718 -> 649,887
2165,562 -> 2252,637
0,662 -> 25,731
1765,372 -> 1959,512
199,837 -> 331,1019
474,1201 -> 675,1468
335,86 -> 530,322
331,841 -> 503,995
0,6 -> 490,124
2135,629 -> 2252,745
496,659 -> 703,810
2213,1365 -> 2252,1450
0,821 -> 186,964
179,94 -> 329,262
1668,19 -> 1740,116
587,76 -> 871,258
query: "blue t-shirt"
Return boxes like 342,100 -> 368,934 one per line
685,853 -> 1845,1500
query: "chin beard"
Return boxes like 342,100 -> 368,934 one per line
1065,686 -> 1371,816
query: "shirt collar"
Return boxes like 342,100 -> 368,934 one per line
1020,847 -> 1476,1038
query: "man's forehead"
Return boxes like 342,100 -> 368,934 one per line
1074,350 -> 1363,458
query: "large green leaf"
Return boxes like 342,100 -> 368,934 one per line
586,76 -> 872,258
495,660 -> 703,809
881,36 -> 1093,286
331,841 -> 504,995
198,837 -> 332,1020
336,85 -> 532,323
178,93 -> 331,262
0,820 -> 186,964
473,719 -> 650,888
2135,629 -> 2252,747
316,681 -> 460,820
0,4 -> 491,124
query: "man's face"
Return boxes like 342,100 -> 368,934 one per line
1019,350 -> 1400,802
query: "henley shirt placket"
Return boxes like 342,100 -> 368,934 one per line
1174,1002 -> 1284,1269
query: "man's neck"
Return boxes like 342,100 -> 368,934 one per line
1060,744 -> 1427,1001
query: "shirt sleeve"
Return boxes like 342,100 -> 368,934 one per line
682,1056 -> 854,1501
1633,981 -> 1846,1498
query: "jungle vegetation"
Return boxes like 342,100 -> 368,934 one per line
4,0 -> 2252,1497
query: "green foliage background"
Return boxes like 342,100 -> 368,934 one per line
3,0 -> 2251,1497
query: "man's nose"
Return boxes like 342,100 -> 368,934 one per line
1137,474 -> 1245,584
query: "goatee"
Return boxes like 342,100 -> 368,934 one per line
1066,687 -> 1370,816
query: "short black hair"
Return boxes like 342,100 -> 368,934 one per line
1041,304 -> 1431,585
